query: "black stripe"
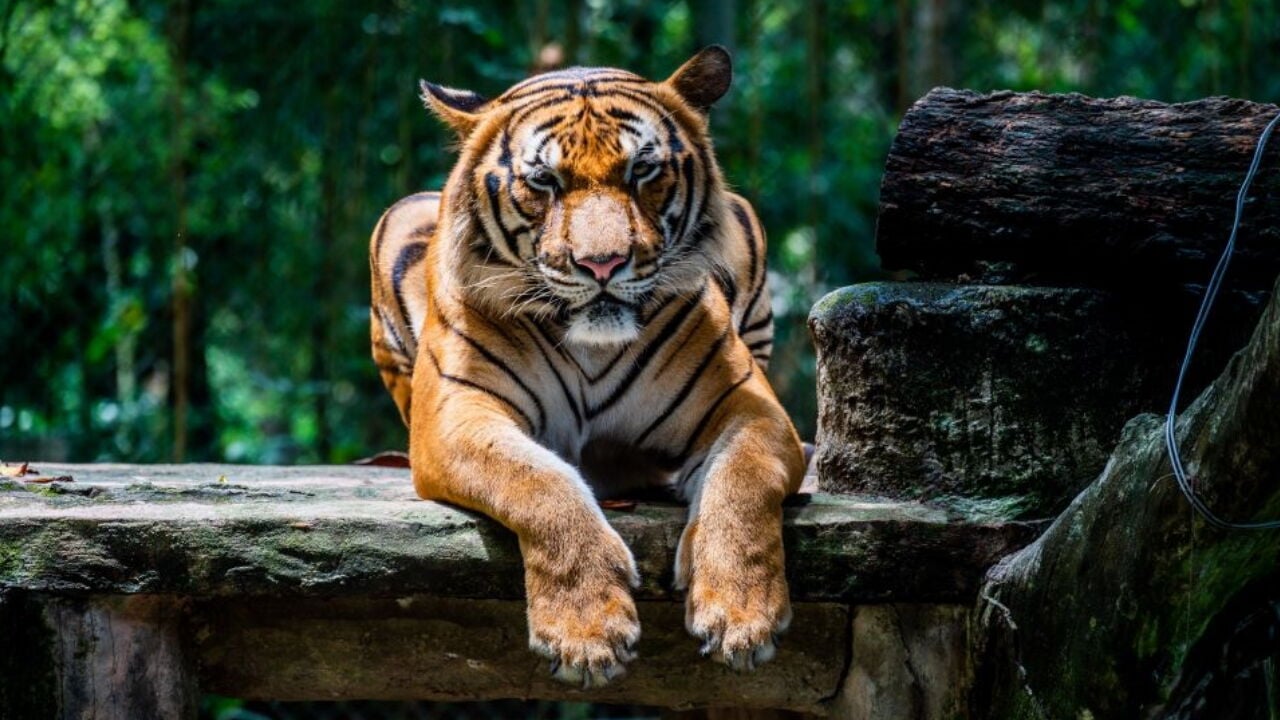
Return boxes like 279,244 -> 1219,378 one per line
531,322 -> 630,384
673,155 -> 698,244
746,337 -> 772,351
520,321 -> 583,432
434,305 -> 546,434
654,313 -> 707,377
741,272 -> 768,328
532,116 -> 563,134
634,330 -> 729,447
606,107 -> 641,122
376,308 -> 412,361
584,86 -> 683,142
505,168 -> 538,222
424,346 -> 535,433
391,241 -> 428,344
586,290 -> 703,419
662,115 -> 686,153
500,75 -> 649,104
714,268 -> 737,310
506,96 -> 572,130
696,143 -> 715,245
601,87 -> 683,144
471,241 -> 522,268
678,458 -> 706,492
740,310 -> 774,337
374,191 -> 438,258
483,172 -> 523,261
677,367 -> 754,460
731,199 -> 759,288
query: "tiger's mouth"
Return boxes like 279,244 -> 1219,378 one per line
565,296 -> 640,347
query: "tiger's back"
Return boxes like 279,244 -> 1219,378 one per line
369,191 -> 439,425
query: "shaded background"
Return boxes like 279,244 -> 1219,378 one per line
4,0 -> 1280,465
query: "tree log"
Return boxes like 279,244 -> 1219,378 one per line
877,88 -> 1280,290
972,271 -> 1280,718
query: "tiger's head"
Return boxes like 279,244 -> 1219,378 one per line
422,47 -> 733,346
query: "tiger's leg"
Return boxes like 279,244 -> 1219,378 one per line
411,388 -> 641,687
673,376 -> 805,670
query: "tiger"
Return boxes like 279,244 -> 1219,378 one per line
369,46 -> 805,688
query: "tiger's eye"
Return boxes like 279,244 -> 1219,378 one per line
526,166 -> 559,192
630,159 -> 658,182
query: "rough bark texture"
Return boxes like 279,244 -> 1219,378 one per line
809,282 -> 1259,518
973,273 -> 1280,718
877,88 -> 1280,291
0,465 -> 1036,603
196,597 -> 846,712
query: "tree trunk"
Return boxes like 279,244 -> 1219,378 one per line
168,0 -> 192,461
972,271 -> 1280,718
876,89 -> 1280,291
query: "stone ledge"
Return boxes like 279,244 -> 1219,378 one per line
0,464 -> 1038,603
195,596 -> 850,710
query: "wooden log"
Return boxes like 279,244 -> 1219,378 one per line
877,88 -> 1280,290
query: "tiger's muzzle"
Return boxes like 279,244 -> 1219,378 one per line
536,190 -> 662,345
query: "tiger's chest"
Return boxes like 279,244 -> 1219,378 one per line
521,301 -> 749,483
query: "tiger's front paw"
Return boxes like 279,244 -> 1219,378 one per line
677,522 -> 791,672
526,529 -> 641,688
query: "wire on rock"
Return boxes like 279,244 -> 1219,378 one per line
1164,109 -> 1280,531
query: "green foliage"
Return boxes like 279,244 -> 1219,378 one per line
4,0 -> 1280,462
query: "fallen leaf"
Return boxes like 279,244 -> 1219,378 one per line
352,450 -> 411,468
22,475 -> 73,484
599,499 -> 637,511
0,462 -> 32,477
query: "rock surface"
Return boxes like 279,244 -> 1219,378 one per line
0,465 -> 1020,715
196,596 -> 849,710
0,464 -> 1037,603
810,280 -> 1266,518
877,88 -> 1280,290
972,273 -> 1280,718
809,282 -> 1186,517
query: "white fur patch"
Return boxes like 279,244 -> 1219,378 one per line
565,303 -> 639,346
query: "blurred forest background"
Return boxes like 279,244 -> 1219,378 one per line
4,0 -> 1280,465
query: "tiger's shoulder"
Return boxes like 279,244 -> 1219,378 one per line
715,192 -> 773,369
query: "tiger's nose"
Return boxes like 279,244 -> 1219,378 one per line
573,252 -> 629,283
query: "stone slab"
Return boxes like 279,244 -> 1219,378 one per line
195,596 -> 847,712
0,464 -> 1037,603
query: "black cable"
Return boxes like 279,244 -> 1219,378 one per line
1164,109 -> 1280,531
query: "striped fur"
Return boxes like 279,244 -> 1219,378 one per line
369,47 -> 804,687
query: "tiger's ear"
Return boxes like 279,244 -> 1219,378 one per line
420,80 -> 489,137
664,45 -> 732,113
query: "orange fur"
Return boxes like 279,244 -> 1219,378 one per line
369,47 -> 804,686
